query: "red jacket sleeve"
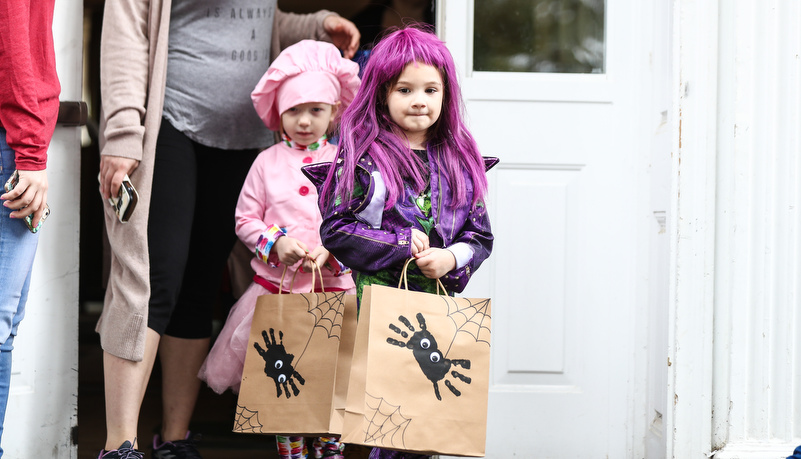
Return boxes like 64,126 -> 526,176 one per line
0,0 -> 61,171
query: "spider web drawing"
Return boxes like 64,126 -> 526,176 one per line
233,405 -> 264,433
294,291 -> 347,364
441,296 -> 492,357
362,393 -> 411,450
306,291 -> 347,339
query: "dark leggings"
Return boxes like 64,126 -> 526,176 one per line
147,118 -> 259,338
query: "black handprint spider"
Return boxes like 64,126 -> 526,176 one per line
387,313 -> 471,400
254,328 -> 305,398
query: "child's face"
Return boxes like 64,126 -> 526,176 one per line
386,62 -> 444,150
281,102 -> 338,146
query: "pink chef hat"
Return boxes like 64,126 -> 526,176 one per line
251,40 -> 361,131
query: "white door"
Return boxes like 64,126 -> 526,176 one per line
441,1 -> 667,457
4,0 -> 83,456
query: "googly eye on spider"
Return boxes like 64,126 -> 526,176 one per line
387,313 -> 472,401
254,328 -> 305,398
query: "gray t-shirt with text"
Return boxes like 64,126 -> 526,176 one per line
163,0 -> 277,150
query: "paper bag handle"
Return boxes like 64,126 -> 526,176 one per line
278,259 -> 325,294
398,258 -> 449,296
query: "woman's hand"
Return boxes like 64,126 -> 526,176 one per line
99,155 -> 139,200
302,246 -> 330,274
274,236 -> 309,266
323,15 -> 360,59
415,248 -> 457,279
1,169 -> 48,223
410,229 -> 430,255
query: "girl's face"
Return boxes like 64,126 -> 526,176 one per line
281,102 -> 338,146
386,62 -> 444,150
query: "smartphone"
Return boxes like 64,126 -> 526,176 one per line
3,170 -> 50,233
106,174 -> 139,223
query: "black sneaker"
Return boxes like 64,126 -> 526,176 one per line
97,440 -> 144,459
152,432 -> 202,459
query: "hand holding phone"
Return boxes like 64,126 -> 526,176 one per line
100,173 -> 138,223
3,170 -> 50,233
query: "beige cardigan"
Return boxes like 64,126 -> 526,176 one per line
97,0 -> 338,361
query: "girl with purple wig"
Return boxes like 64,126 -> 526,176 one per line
303,26 -> 497,459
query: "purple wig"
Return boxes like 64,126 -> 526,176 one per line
321,26 -> 488,210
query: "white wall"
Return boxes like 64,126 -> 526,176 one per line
710,1 -> 801,456
669,1 -> 801,457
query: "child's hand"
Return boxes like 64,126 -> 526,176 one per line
410,229 -> 430,255
273,236 -> 309,266
302,246 -> 330,274
414,248 -> 457,279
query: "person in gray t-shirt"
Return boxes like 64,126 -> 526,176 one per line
96,1 -> 360,457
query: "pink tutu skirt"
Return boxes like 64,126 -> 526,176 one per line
198,282 -> 271,394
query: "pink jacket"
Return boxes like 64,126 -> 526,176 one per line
236,141 -> 354,293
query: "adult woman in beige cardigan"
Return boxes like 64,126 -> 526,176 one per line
96,1 -> 359,457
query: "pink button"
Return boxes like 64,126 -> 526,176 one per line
299,186 -> 309,196
302,156 -> 313,164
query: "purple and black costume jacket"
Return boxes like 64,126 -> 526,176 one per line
303,149 -> 498,293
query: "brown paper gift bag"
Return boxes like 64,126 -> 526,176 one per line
233,265 -> 357,436
342,261 -> 492,457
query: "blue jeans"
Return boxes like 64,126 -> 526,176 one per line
0,127 -> 39,456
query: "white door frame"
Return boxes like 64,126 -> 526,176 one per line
666,0 -> 719,456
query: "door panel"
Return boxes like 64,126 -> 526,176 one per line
494,168 -> 575,377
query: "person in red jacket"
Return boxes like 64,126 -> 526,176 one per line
0,0 -> 60,456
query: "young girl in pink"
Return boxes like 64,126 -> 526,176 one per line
198,40 -> 360,459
